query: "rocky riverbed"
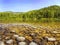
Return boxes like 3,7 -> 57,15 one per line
0,24 -> 60,45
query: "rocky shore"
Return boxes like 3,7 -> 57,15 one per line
0,24 -> 60,45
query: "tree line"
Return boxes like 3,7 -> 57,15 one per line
0,5 -> 60,23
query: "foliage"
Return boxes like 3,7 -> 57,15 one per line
0,5 -> 60,23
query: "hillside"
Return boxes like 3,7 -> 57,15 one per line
0,5 -> 60,23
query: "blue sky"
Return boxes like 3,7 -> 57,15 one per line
0,0 -> 60,12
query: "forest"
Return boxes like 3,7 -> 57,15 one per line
0,5 -> 60,23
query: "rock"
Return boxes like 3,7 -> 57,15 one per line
13,34 -> 19,38
5,37 -> 10,40
6,39 -> 13,44
18,42 -> 27,45
29,42 -> 38,45
17,36 -> 25,41
0,41 -> 5,45
45,37 -> 56,41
